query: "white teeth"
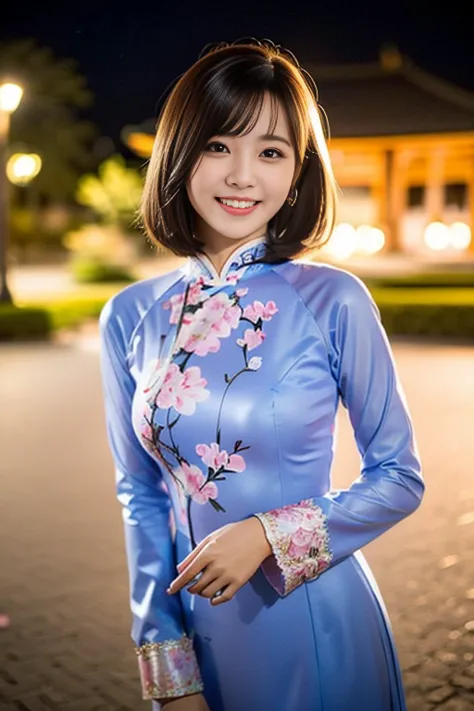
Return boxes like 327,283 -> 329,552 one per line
219,198 -> 257,208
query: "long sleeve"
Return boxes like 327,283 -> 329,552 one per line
98,296 -> 204,702
254,273 -> 425,597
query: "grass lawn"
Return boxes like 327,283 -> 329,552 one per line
370,287 -> 474,305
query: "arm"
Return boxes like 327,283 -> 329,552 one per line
254,274 -> 425,596
99,297 -> 204,702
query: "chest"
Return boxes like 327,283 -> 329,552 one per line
132,279 -> 336,456
129,278 -> 338,535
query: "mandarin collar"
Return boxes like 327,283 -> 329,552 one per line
185,236 -> 268,285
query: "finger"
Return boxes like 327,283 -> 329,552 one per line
176,536 -> 210,572
167,559 -> 206,594
198,577 -> 230,599
210,583 -> 236,605
187,569 -> 220,596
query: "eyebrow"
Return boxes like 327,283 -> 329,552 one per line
219,132 -> 292,148
258,133 -> 292,148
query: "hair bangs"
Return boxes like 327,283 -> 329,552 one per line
214,88 -> 281,142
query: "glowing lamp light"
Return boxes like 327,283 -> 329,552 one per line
0,83 -> 23,113
355,225 -> 385,255
450,222 -> 471,250
365,227 -> 385,254
6,153 -> 42,186
424,221 -> 450,251
324,223 -> 358,260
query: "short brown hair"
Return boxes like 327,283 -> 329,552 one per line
139,37 -> 338,262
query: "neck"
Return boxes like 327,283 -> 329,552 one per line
200,234 -> 267,278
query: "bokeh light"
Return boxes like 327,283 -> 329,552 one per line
6,153 -> 42,185
0,83 -> 23,113
424,221 -> 450,251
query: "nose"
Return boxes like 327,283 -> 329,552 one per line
225,152 -> 257,189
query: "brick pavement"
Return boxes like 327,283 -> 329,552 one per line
0,338 -> 473,711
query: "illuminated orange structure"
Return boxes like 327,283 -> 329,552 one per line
123,47 -> 474,259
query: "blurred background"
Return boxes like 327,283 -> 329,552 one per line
0,3 -> 473,711
1,2 -> 474,336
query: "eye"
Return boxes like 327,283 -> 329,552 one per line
262,148 -> 283,159
204,142 -> 228,153
204,142 -> 284,159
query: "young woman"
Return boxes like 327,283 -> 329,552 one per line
99,38 -> 425,711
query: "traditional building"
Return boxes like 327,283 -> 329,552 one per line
122,46 -> 474,259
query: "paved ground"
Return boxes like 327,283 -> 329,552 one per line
0,334 -> 473,711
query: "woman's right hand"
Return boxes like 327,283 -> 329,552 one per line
159,692 -> 210,710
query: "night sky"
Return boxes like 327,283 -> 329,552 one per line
2,1 -> 473,156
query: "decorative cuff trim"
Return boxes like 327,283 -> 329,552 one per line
254,498 -> 332,596
135,634 -> 204,701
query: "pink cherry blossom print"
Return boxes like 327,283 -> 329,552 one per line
174,366 -> 211,415
196,442 -> 246,473
227,453 -> 246,472
155,362 -> 185,409
196,442 -> 227,470
176,292 -> 241,357
226,272 -> 240,284
237,328 -> 266,351
243,300 -> 278,323
151,363 -> 209,415
187,278 -> 206,304
163,292 -> 185,325
175,462 -> 218,504
236,287 -> 249,297
163,281 -> 206,324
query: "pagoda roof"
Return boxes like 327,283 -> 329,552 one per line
123,49 -> 474,151
307,51 -> 474,137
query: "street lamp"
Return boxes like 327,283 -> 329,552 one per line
6,153 -> 42,186
6,153 -> 42,254
0,81 -> 23,303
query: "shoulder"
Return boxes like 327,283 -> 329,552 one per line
98,267 -> 185,347
272,259 -> 376,313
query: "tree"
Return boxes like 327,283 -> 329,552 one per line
75,154 -> 143,230
0,38 -> 100,204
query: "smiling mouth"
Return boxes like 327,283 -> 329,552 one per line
215,198 -> 262,205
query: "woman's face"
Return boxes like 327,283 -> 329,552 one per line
186,93 -> 297,251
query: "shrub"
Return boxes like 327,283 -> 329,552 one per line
71,258 -> 135,284
0,304 -> 51,340
366,272 -> 474,289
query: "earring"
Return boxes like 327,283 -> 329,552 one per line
287,187 -> 298,207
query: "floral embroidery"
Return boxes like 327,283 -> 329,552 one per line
254,499 -> 333,596
143,361 -> 210,415
135,636 -> 203,700
163,277 -> 206,323
243,299 -> 278,323
237,327 -> 265,351
139,259 -> 278,546
174,461 -> 219,504
196,442 -> 246,473
174,291 -> 242,357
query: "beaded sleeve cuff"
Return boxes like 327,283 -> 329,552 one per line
135,634 -> 204,701
254,499 -> 332,596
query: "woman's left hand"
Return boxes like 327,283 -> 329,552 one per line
167,517 -> 272,605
